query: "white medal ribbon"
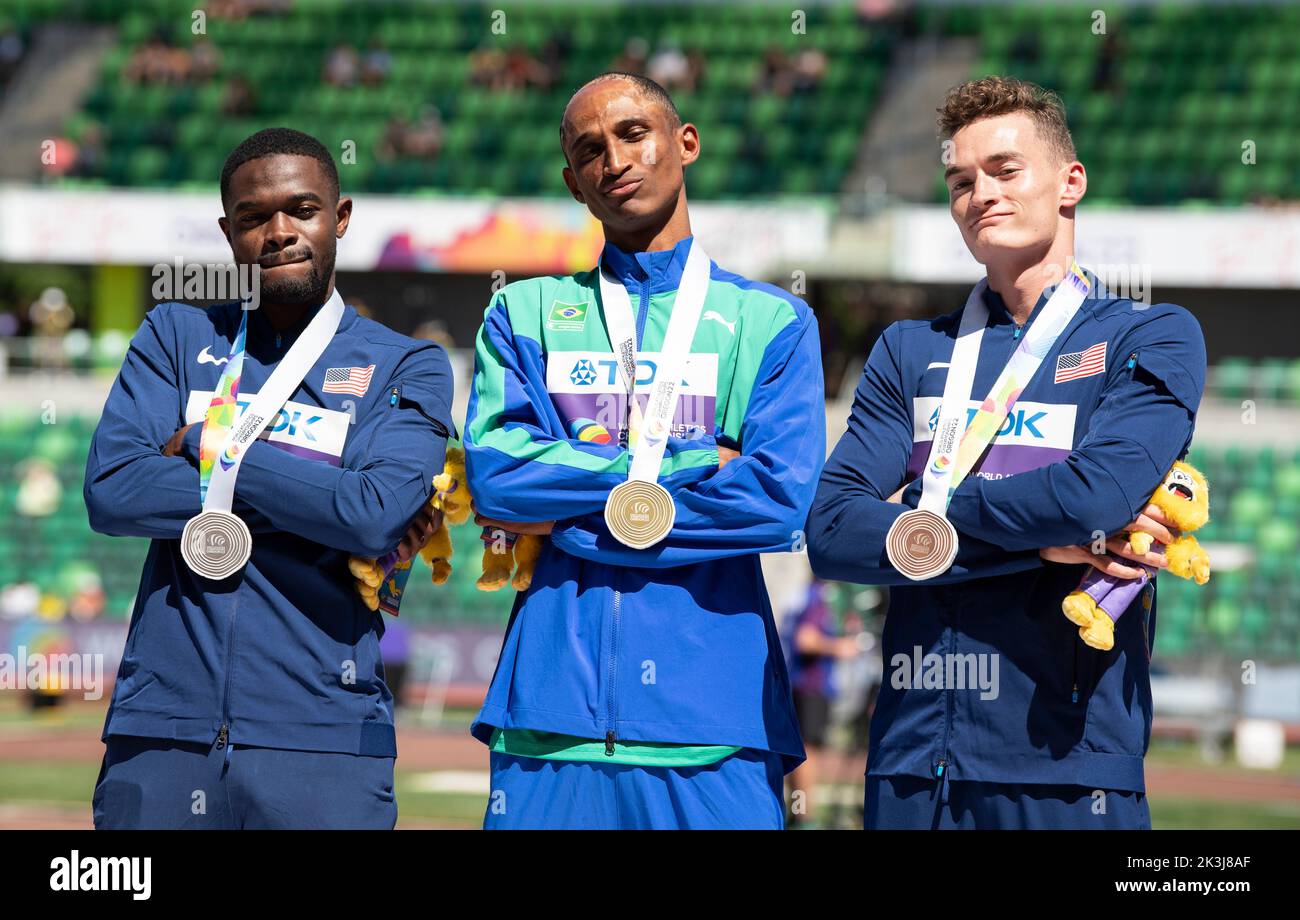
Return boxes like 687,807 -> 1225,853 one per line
917,280 -> 991,514
597,239 -> 711,549
183,290 -> 345,580
889,263 -> 1091,580
202,290 -> 345,514
597,239 -> 711,483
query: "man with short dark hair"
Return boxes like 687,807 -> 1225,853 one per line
86,127 -> 453,829
808,77 -> 1206,829
463,73 -> 825,829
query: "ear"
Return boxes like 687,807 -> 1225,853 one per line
562,165 -> 584,204
218,215 -> 232,246
679,122 -> 700,168
1060,160 -> 1086,209
335,196 -> 353,238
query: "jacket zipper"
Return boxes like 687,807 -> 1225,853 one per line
607,572 -> 621,756
604,277 -> 649,757
218,589 -> 241,761
1072,640 -> 1080,704
937,606 -> 956,782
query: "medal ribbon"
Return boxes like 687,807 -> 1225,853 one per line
918,261 -> 1091,514
597,239 -> 712,485
196,291 -> 346,515
197,311 -> 249,504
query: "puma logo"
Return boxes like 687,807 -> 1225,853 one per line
701,310 -> 735,335
197,346 -> 229,366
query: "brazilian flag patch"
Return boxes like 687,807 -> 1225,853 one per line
547,299 -> 589,332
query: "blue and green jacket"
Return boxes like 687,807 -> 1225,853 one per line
464,235 -> 825,768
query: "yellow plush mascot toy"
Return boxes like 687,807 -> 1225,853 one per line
349,446 -> 543,611
1062,460 -> 1211,650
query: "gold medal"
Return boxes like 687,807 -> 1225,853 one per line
885,508 -> 958,581
604,480 -> 675,550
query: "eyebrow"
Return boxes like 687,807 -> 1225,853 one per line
943,150 -> 1023,180
232,191 -> 325,214
566,116 -> 652,153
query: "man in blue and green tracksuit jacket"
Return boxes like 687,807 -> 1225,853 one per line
463,73 -> 825,829
808,78 -> 1206,829
85,129 -> 453,829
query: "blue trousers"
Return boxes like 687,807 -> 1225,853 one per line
484,748 -> 786,830
93,735 -> 396,829
864,774 -> 1151,830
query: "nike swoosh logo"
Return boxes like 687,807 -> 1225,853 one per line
701,310 -> 736,335
198,346 -> 229,366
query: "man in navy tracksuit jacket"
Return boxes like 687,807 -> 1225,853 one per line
86,129 -> 453,829
808,78 -> 1206,828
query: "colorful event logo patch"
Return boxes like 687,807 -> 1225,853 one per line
570,418 -> 612,444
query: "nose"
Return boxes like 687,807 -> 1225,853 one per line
971,170 -> 999,207
262,210 -> 299,253
603,138 -> 630,179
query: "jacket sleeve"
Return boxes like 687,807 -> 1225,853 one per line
230,342 -> 455,557
550,305 -> 826,569
463,291 -> 719,523
933,304 -> 1207,552
806,323 -> 1045,586
84,304 -> 209,539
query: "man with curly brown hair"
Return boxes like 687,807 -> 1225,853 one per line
808,77 -> 1206,829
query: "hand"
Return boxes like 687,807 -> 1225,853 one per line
394,503 -> 443,564
1124,503 -> 1179,549
718,446 -> 740,470
162,423 -> 196,457
1039,543 -> 1160,579
1039,502 -> 1179,579
473,514 -> 554,536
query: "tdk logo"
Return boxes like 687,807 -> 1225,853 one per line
549,351 -> 719,396
928,405 -> 1049,440
570,359 -> 598,386
232,397 -> 322,441
915,397 -> 1075,452
571,357 -> 665,387
185,390 -> 350,464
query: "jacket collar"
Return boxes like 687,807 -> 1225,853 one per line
980,263 -> 1102,328
245,289 -> 353,349
599,234 -> 697,295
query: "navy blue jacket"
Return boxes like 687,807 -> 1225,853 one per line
85,298 -> 453,756
808,277 -> 1205,791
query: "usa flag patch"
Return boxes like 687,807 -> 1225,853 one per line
322,364 -> 375,396
1055,342 -> 1106,384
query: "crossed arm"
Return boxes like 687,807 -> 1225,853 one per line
807,310 -> 1205,587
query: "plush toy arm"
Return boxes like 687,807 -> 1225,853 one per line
1128,531 -> 1154,555
1166,534 -> 1210,584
